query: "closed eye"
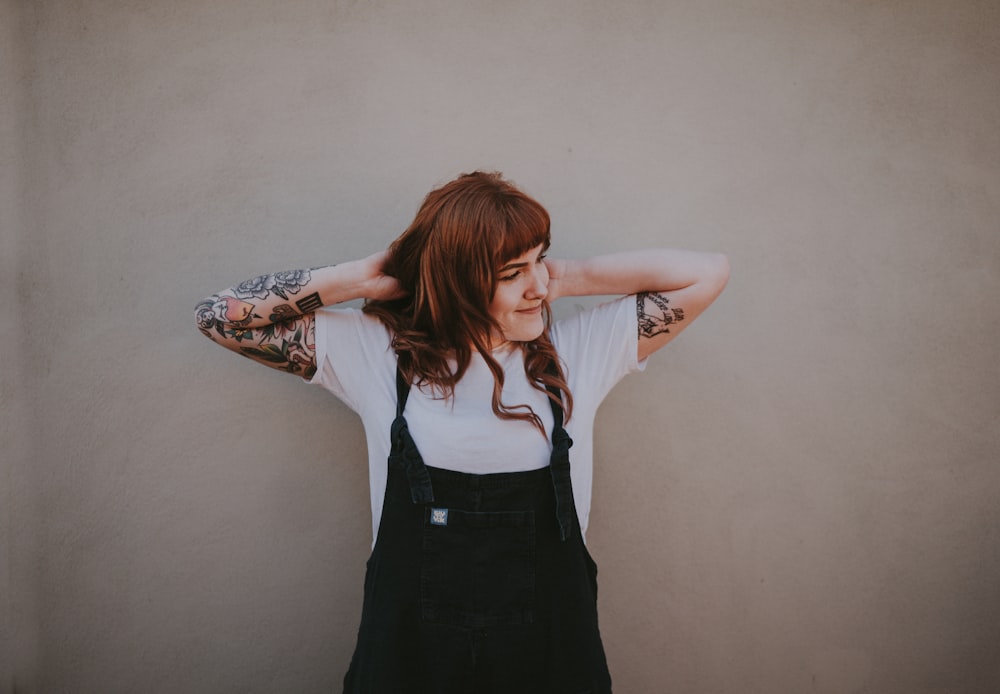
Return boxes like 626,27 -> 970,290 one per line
498,250 -> 547,282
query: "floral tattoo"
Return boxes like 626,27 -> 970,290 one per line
637,292 -> 685,339
236,321 -> 316,378
233,269 -> 312,301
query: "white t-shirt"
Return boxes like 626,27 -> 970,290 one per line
307,296 -> 646,543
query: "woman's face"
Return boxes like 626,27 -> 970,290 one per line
488,243 -> 549,345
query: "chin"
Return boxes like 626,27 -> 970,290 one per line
506,323 -> 546,343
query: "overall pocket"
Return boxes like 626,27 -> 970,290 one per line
420,507 -> 536,628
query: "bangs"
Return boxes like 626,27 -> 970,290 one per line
491,195 -> 551,265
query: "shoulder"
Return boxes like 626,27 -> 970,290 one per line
310,307 -> 395,378
308,306 -> 399,413
550,295 -> 636,351
550,296 -> 643,405
315,305 -> 393,342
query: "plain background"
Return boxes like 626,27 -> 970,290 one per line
3,1 -> 999,692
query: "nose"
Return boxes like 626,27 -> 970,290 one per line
526,265 -> 548,300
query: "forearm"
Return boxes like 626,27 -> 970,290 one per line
547,249 -> 729,300
196,259 -> 378,330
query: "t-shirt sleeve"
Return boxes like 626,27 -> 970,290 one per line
305,307 -> 395,415
551,295 -> 648,408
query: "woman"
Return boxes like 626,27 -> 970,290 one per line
195,171 -> 729,693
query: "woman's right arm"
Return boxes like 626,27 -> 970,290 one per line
194,251 -> 402,378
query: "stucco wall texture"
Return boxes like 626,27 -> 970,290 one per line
3,1 -> 999,692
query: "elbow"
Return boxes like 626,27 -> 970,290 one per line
194,296 -> 220,339
703,252 -> 730,299
714,253 -> 731,288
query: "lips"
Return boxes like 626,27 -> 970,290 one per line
516,305 -> 543,314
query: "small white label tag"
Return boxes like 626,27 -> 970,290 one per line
430,508 -> 449,526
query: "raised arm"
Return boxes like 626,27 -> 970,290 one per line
544,249 -> 729,361
194,251 -> 403,377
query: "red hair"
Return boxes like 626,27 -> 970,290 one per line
363,171 -> 572,431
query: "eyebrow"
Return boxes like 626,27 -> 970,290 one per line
498,242 -> 549,273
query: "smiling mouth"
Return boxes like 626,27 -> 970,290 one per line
517,306 -> 542,314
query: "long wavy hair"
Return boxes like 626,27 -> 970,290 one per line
363,171 -> 572,432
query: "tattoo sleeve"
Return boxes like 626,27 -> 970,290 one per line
195,296 -> 316,378
637,292 -> 685,339
195,266 -> 335,377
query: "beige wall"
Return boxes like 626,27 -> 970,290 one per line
3,0 -> 38,690
5,1 -> 999,692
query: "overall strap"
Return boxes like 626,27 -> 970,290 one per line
544,364 -> 575,542
389,364 -> 435,504
395,367 -> 411,418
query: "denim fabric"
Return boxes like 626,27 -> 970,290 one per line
420,504 -> 536,628
342,367 -> 612,694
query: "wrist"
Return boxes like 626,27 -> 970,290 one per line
546,258 -> 587,299
312,261 -> 368,306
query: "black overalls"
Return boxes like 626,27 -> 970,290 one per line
342,366 -> 613,694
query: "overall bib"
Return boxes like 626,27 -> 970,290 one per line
342,366 -> 613,694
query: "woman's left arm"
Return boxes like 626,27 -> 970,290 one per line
545,249 -> 730,361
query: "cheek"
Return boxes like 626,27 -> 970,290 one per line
488,285 -> 518,321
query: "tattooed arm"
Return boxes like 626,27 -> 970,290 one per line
544,249 -> 729,361
194,251 -> 403,377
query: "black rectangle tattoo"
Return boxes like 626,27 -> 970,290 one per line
295,292 -> 323,313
